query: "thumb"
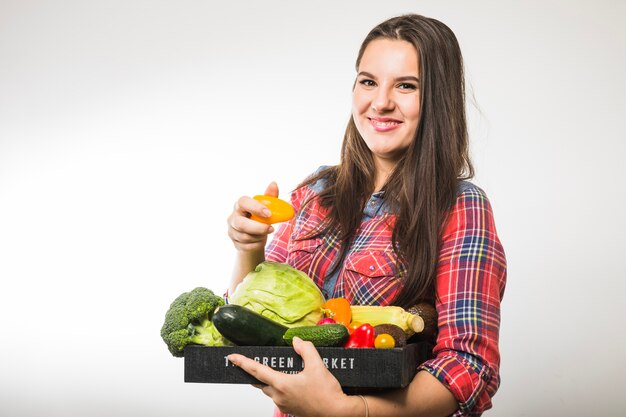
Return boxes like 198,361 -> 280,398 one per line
264,181 -> 279,197
292,337 -> 324,370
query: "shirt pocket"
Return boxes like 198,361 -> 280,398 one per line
342,250 -> 402,305
286,237 -> 323,278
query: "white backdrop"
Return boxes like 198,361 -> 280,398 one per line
1,1 -> 624,416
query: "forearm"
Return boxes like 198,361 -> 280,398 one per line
339,371 -> 458,417
228,249 -> 265,294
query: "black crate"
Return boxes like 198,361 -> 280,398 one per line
184,342 -> 431,389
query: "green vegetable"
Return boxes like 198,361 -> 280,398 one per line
212,304 -> 288,346
229,261 -> 325,327
283,324 -> 350,347
160,287 -> 229,357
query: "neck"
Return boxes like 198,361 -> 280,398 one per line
373,159 -> 396,192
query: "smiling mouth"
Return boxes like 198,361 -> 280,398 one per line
368,117 -> 402,130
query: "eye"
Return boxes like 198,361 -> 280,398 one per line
358,79 -> 376,87
397,82 -> 418,90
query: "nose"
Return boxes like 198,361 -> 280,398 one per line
371,87 -> 394,113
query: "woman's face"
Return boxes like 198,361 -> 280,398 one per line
352,38 -> 421,172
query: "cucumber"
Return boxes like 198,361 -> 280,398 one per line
212,304 -> 288,346
283,324 -> 349,347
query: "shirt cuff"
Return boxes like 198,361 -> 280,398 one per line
418,352 -> 493,415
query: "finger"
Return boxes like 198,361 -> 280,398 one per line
228,226 -> 269,244
235,196 -> 273,220
260,384 -> 276,398
291,337 -> 325,370
230,215 -> 274,236
252,384 -> 276,401
264,181 -> 279,197
227,354 -> 281,386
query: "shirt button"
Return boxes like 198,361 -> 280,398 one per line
369,265 -> 375,271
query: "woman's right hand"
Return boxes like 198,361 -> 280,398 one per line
227,182 -> 279,253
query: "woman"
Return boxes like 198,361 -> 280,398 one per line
226,14 -> 506,417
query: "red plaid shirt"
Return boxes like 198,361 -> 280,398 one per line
266,177 -> 506,416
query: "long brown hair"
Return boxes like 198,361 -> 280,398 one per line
301,14 -> 473,308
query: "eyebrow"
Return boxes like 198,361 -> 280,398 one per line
357,71 -> 420,83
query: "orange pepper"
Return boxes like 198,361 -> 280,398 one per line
322,297 -> 352,327
249,195 -> 295,224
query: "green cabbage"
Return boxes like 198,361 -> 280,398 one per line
229,261 -> 325,327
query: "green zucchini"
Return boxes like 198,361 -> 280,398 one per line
283,324 -> 349,347
211,304 -> 288,346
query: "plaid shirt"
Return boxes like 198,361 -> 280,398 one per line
266,177 -> 507,417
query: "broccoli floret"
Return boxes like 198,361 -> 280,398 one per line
160,287 -> 227,357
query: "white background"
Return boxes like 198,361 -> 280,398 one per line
1,1 -> 624,416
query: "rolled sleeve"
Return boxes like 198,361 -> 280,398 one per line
419,185 -> 507,416
419,351 -> 496,415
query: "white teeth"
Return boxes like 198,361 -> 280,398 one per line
372,120 -> 398,127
